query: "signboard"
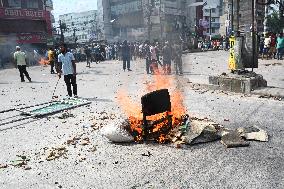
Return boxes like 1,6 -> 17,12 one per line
17,33 -> 47,44
0,8 -> 50,20
229,36 -> 236,70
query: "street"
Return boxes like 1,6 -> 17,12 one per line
0,51 -> 284,189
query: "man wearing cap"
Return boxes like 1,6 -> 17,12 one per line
14,46 -> 32,82
57,43 -> 77,97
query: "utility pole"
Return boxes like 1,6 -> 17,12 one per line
145,0 -> 153,41
59,20 -> 64,43
209,8 -> 212,36
236,0 -> 240,31
263,0 -> 269,33
231,0 -> 234,33
252,0 -> 256,72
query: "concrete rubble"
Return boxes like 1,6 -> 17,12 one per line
101,119 -> 134,143
100,116 -> 269,148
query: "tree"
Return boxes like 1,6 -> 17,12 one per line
267,12 -> 284,33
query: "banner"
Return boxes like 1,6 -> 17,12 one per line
16,33 -> 47,44
0,8 -> 50,20
229,36 -> 236,70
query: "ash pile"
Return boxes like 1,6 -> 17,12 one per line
101,89 -> 268,148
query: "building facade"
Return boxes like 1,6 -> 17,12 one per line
97,0 -> 188,42
202,0 -> 223,37
0,0 -> 53,49
219,0 -> 265,36
59,10 -> 97,44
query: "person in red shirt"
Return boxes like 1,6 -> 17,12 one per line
269,33 -> 277,59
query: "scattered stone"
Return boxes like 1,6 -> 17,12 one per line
182,119 -> 221,145
46,146 -> 68,161
0,164 -> 8,169
80,138 -> 90,146
141,151 -> 152,157
11,155 -> 30,168
78,155 -> 86,162
23,165 -> 32,170
238,126 -> 269,142
221,131 -> 250,148
88,146 -> 97,152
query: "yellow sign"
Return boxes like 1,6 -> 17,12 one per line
229,36 -> 236,70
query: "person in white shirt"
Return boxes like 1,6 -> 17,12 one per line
14,46 -> 31,82
263,34 -> 271,60
57,43 -> 77,97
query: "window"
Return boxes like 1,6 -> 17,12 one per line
211,8 -> 216,13
8,0 -> 21,8
211,18 -> 216,22
27,0 -> 39,9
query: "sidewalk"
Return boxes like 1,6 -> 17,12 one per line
182,50 -> 284,98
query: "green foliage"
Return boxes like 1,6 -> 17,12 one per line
267,12 -> 284,33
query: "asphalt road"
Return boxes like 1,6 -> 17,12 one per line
0,51 -> 283,189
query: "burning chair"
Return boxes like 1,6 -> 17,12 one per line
141,89 -> 173,142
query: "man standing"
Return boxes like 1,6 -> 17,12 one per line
276,33 -> 284,60
14,46 -> 32,82
162,41 -> 172,74
48,47 -> 55,74
57,43 -> 77,97
121,40 -> 132,71
173,42 -> 183,75
150,42 -> 158,74
262,34 -> 271,60
84,46 -> 92,67
144,41 -> 151,74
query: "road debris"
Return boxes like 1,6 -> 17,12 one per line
46,146 -> 68,161
101,119 -> 134,143
11,155 -> 30,169
238,126 -> 269,142
221,131 -> 250,148
141,151 -> 152,157
0,164 -> 8,169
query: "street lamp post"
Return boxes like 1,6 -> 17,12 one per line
231,0 -> 234,33
252,0 -> 256,72
209,8 -> 212,36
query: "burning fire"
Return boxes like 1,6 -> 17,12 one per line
39,58 -> 49,66
117,68 -> 187,143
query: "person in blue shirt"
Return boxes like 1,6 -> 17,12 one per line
57,43 -> 77,97
121,40 -> 132,71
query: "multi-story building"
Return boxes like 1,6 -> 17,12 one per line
97,0 -> 112,41
186,0 -> 204,37
97,0 -> 188,41
0,0 -> 53,49
59,10 -> 97,44
219,0 -> 265,36
202,0 -> 223,37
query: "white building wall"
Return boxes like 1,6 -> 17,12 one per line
59,10 -> 97,44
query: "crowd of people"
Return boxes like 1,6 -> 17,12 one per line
8,32 -> 284,98
198,38 -> 229,51
259,32 -> 284,60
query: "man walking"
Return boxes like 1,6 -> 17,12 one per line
162,41 -> 172,74
84,46 -> 92,67
173,42 -> 183,75
14,46 -> 32,82
276,33 -> 284,60
48,47 -> 56,74
57,43 -> 78,98
144,41 -> 151,74
121,40 -> 132,71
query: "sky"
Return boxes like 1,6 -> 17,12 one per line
52,0 -> 97,21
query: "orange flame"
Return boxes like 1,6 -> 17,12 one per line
116,67 -> 187,142
39,58 -> 49,66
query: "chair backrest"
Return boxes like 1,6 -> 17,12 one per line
141,89 -> 171,116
